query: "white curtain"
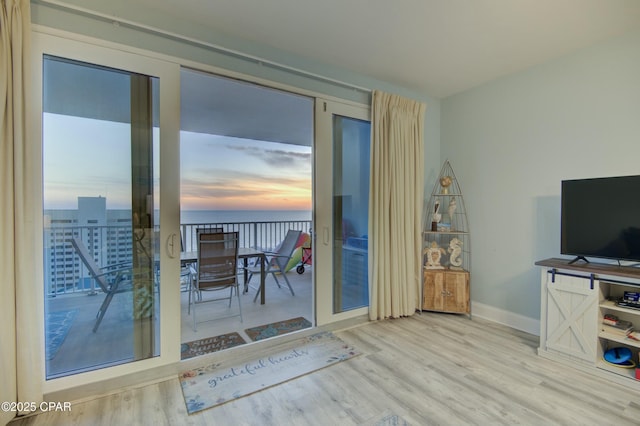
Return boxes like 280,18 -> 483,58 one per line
0,0 -> 41,422
369,90 -> 426,320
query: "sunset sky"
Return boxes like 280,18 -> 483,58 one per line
180,131 -> 312,211
43,114 -> 312,211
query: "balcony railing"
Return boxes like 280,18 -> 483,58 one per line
44,219 -> 312,296
179,220 -> 311,252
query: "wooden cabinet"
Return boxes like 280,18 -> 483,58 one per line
423,270 -> 469,314
537,258 -> 640,390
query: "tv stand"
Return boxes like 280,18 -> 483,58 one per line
568,256 -> 589,264
536,258 -> 640,391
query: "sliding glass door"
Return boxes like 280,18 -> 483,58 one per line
33,31 -> 371,386
332,115 -> 371,312
315,99 -> 371,324
35,33 -> 181,382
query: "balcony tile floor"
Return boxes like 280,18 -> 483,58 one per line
45,267 -> 313,378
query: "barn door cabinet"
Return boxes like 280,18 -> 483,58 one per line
536,258 -> 640,390
538,268 -> 598,362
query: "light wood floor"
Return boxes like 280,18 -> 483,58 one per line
12,313 -> 640,425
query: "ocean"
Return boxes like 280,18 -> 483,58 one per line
180,210 -> 311,224
179,210 -> 312,250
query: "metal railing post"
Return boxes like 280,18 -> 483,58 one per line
253,222 -> 258,249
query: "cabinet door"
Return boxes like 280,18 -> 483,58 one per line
544,273 -> 598,362
423,271 -> 444,311
443,271 -> 469,313
423,270 -> 469,313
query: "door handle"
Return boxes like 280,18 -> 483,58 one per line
167,233 -> 177,258
323,226 -> 330,245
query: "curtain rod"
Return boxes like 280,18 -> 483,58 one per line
35,0 -> 372,94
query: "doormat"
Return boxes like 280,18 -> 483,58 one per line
244,316 -> 312,341
46,309 -> 78,360
179,331 -> 359,414
181,332 -> 247,360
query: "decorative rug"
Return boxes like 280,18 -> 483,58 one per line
179,331 -> 360,414
373,413 -> 410,426
45,309 -> 78,360
181,332 -> 247,360
244,316 -> 312,341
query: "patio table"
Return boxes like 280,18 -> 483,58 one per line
181,248 -> 267,304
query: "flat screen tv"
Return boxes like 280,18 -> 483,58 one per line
561,175 -> 640,264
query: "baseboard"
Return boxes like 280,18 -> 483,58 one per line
471,301 -> 540,336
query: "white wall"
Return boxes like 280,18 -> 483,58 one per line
441,29 -> 640,333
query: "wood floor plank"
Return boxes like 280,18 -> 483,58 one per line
10,313 -> 640,426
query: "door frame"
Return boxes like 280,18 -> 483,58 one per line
314,98 -> 371,325
29,26 -> 372,395
32,31 -> 182,393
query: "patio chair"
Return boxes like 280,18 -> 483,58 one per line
247,229 -> 302,302
190,231 -> 242,331
70,237 -> 133,333
182,228 -> 224,294
196,227 -> 224,237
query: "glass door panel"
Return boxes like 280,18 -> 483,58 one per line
333,116 -> 371,312
42,56 -> 160,378
315,99 -> 370,324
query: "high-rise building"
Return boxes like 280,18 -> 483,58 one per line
44,196 -> 132,295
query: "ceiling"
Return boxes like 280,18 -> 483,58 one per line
44,0 -> 640,146
131,0 -> 640,98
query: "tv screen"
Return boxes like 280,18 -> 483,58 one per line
561,175 -> 640,263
